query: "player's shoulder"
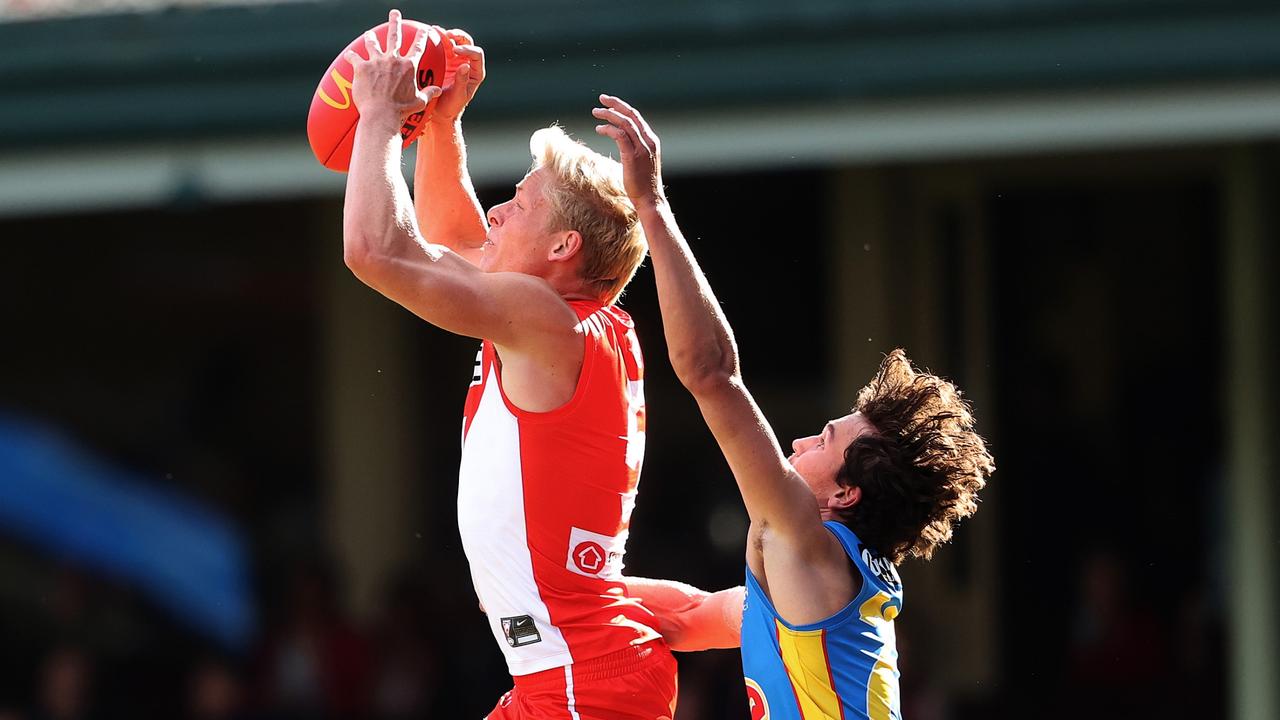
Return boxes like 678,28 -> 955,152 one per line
494,269 -> 583,302
825,522 -> 903,595
601,303 -> 635,328
567,301 -> 640,341
567,301 -> 644,377
568,299 -> 634,327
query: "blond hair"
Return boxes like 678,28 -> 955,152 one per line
529,126 -> 647,305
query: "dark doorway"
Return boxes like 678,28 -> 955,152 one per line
989,174 -> 1226,718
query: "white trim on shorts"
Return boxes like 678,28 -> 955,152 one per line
564,665 -> 581,720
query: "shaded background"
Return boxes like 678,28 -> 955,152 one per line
1,0 -> 1278,718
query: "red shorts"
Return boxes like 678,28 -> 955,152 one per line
486,640 -> 678,720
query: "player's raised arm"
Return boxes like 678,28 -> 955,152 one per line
413,28 -> 488,265
621,577 -> 744,652
593,96 -> 827,546
343,11 -> 578,351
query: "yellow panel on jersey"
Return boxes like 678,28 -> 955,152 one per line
867,658 -> 897,720
742,522 -> 903,720
858,591 -> 900,626
776,621 -> 845,720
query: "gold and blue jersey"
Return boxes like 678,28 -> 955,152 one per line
741,521 -> 903,720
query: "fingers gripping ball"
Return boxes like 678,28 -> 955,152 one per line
307,19 -> 452,172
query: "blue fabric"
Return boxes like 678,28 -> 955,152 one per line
740,521 -> 904,720
0,415 -> 254,649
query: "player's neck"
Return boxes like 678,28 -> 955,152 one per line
551,276 -> 601,304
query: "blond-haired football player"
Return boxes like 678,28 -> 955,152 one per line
343,11 -> 679,719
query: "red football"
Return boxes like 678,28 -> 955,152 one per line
307,19 -> 450,172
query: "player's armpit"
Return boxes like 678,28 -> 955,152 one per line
622,577 -> 744,651
757,524 -> 863,627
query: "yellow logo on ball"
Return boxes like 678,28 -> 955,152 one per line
319,68 -> 354,111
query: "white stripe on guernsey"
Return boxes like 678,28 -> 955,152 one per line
564,665 -> 581,720
457,370 -> 571,674
624,379 -> 645,471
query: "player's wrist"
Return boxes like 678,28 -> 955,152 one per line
428,109 -> 465,128
356,107 -> 407,137
632,192 -> 669,219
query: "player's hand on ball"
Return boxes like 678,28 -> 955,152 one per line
594,95 -> 665,209
433,29 -> 487,124
344,9 -> 442,129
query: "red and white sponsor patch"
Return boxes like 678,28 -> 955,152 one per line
566,526 -> 626,579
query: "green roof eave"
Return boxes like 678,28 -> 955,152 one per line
2,0 -> 1280,150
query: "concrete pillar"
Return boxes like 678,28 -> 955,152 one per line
317,200 -> 422,619
828,167 -> 1000,699
828,167 -> 894,405
1223,147 -> 1279,720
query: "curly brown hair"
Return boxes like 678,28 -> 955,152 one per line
834,349 -> 994,564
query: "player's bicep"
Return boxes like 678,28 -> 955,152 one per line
758,527 -> 861,626
355,250 -> 574,346
691,377 -> 825,536
452,244 -> 485,267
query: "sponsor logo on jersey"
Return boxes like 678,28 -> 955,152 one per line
859,591 -> 902,625
858,542 -> 902,590
573,541 -> 606,574
565,527 -> 626,579
744,677 -> 769,720
500,615 -> 542,647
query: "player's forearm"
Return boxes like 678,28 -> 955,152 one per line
642,208 -> 821,535
639,192 -> 807,533
637,200 -> 740,391
623,576 -> 743,651
343,114 -> 487,321
414,119 -> 488,255
343,114 -> 425,272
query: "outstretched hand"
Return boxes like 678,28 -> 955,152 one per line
432,28 -> 487,124
344,9 -> 442,129
593,95 -> 665,209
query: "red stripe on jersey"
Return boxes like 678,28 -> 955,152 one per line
821,630 -> 847,720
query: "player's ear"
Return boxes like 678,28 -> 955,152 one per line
829,484 -> 861,511
548,230 -> 583,264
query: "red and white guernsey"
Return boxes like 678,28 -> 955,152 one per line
457,299 -> 661,676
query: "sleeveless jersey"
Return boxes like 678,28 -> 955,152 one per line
457,300 -> 661,676
741,521 -> 904,720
